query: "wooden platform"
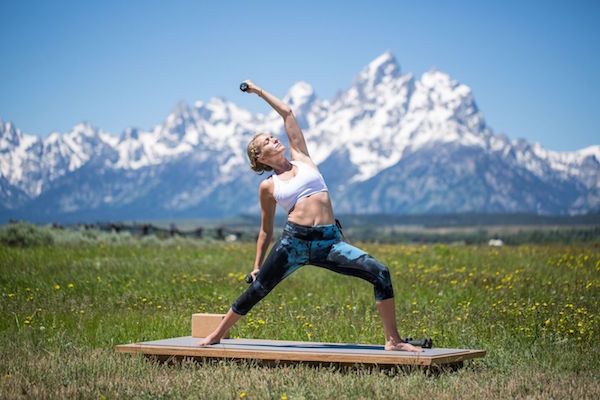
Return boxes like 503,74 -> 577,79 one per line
115,336 -> 486,367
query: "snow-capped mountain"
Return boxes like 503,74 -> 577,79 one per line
1,51 -> 598,222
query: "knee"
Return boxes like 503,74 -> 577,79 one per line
371,261 -> 391,284
232,280 -> 270,316
373,263 -> 394,300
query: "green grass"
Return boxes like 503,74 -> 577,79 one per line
1,241 -> 599,399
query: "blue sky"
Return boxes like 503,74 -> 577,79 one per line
0,0 -> 598,151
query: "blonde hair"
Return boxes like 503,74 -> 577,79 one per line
247,132 -> 273,174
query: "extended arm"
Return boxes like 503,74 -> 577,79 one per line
242,80 -> 311,161
251,179 -> 276,279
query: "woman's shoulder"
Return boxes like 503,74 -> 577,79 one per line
259,175 -> 275,195
291,154 -> 320,173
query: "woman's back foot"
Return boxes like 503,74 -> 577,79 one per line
385,340 -> 424,352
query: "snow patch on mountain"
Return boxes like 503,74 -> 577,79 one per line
0,121 -> 40,184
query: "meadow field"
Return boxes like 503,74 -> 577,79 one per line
1,230 -> 599,398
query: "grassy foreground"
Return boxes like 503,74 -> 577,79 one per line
1,240 -> 599,399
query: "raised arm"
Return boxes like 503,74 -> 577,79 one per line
242,80 -> 311,162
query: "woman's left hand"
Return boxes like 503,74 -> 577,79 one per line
242,79 -> 262,95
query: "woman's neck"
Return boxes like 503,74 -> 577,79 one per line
270,157 -> 293,175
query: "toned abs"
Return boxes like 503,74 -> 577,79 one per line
287,191 -> 335,226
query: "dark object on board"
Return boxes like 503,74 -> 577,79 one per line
401,337 -> 433,348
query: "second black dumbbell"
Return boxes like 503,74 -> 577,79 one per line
401,337 -> 433,349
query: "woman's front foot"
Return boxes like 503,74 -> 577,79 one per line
197,335 -> 220,347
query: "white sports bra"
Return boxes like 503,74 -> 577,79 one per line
272,160 -> 329,213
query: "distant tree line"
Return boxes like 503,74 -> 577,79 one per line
344,226 -> 600,245
311,212 -> 600,228
10,220 -> 248,240
0,220 -> 250,247
1,219 -> 599,247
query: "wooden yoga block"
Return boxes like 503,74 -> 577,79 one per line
191,313 -> 229,338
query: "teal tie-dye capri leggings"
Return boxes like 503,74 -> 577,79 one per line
231,221 -> 394,316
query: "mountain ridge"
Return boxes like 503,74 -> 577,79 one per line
1,52 -> 599,222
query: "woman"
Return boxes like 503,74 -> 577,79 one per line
198,80 -> 422,352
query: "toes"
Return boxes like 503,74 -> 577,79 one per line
399,344 -> 423,352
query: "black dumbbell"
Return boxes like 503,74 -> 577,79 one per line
240,82 -> 249,92
245,273 -> 253,284
401,337 -> 433,349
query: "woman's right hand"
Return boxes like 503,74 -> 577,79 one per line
249,268 -> 260,282
242,80 -> 262,95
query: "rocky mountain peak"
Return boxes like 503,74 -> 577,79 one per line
354,50 -> 401,89
283,81 -> 316,109
120,127 -> 139,142
67,122 -> 100,142
0,120 -> 21,149
167,101 -> 192,123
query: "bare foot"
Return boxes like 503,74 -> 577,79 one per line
385,340 -> 424,352
197,335 -> 220,347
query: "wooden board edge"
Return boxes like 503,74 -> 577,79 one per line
115,343 -> 142,353
116,343 -> 435,365
430,349 -> 486,365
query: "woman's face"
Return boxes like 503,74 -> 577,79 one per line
256,134 -> 285,164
